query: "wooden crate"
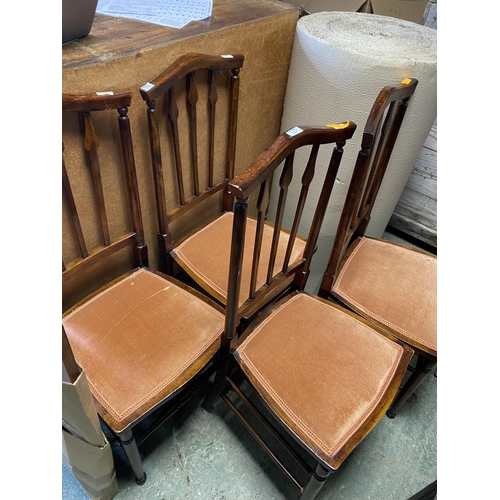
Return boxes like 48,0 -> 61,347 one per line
388,0 -> 437,248
389,120 -> 437,247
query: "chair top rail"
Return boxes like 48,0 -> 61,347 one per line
228,122 -> 356,200
62,91 -> 132,112
139,53 -> 245,102
362,78 -> 418,148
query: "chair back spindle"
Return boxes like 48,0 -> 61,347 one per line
224,123 -> 357,337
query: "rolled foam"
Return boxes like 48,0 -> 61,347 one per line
268,12 -> 437,293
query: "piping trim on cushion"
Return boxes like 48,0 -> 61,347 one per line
63,268 -> 224,423
333,239 -> 437,353
237,294 -> 403,459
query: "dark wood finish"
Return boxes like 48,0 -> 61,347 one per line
62,326 -> 81,384
140,53 -> 244,275
318,79 -> 418,294
234,292 -> 412,466
62,91 -> 132,111
199,117 -> 418,499
317,79 -> 436,417
141,57 -> 331,328
202,123 -> 356,410
63,92 -> 149,483
232,124 -> 355,322
61,1 -> 298,72
387,354 -> 437,419
206,292 -> 412,499
62,91 -> 147,284
203,122 -> 356,409
62,91 -> 225,485
301,463 -> 331,500
282,144 -> 319,271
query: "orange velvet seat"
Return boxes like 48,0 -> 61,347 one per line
172,212 -> 306,307
63,268 -> 225,432
332,237 -> 437,357
235,293 -> 408,469
62,88 -> 231,485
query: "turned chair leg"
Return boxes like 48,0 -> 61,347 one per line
387,355 -> 437,419
301,463 -> 332,500
118,428 -> 147,485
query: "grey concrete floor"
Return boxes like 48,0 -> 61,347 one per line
62,231 -> 437,500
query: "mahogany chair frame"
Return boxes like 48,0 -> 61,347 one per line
214,292 -> 412,499
197,122 -> 400,500
317,78 -> 436,417
202,121 -> 357,402
198,122 -> 405,500
62,91 -> 226,484
139,53 -> 244,276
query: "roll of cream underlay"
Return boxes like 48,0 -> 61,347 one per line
267,12 -> 437,293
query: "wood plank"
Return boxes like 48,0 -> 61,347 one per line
389,120 -> 437,248
422,0 -> 437,29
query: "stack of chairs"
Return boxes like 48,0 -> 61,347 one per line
62,53 -> 434,499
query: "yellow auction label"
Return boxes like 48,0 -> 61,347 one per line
326,121 -> 350,129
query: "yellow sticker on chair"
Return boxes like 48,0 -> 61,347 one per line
401,78 -> 412,85
326,121 -> 350,129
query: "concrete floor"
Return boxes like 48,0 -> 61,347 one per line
62,230 -> 437,500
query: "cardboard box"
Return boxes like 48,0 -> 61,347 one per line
285,0 -> 428,24
63,369 -> 119,500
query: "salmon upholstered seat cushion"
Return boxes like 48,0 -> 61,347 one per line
172,212 -> 307,307
332,237 -> 437,357
235,293 -> 405,469
62,268 -> 224,432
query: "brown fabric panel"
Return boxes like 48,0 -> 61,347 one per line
173,212 -> 306,306
333,238 -> 437,353
236,293 -> 403,459
63,269 -> 224,423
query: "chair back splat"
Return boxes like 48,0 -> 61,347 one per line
62,90 -> 228,486
229,123 -> 357,325
139,53 -> 244,275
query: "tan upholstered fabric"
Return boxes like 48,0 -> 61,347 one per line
236,293 -> 404,468
63,268 -> 224,429
333,238 -> 437,356
172,212 -> 307,307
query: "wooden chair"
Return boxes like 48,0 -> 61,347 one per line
201,120 -> 414,500
62,91 -> 227,485
317,78 -> 437,418
139,53 -> 314,326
